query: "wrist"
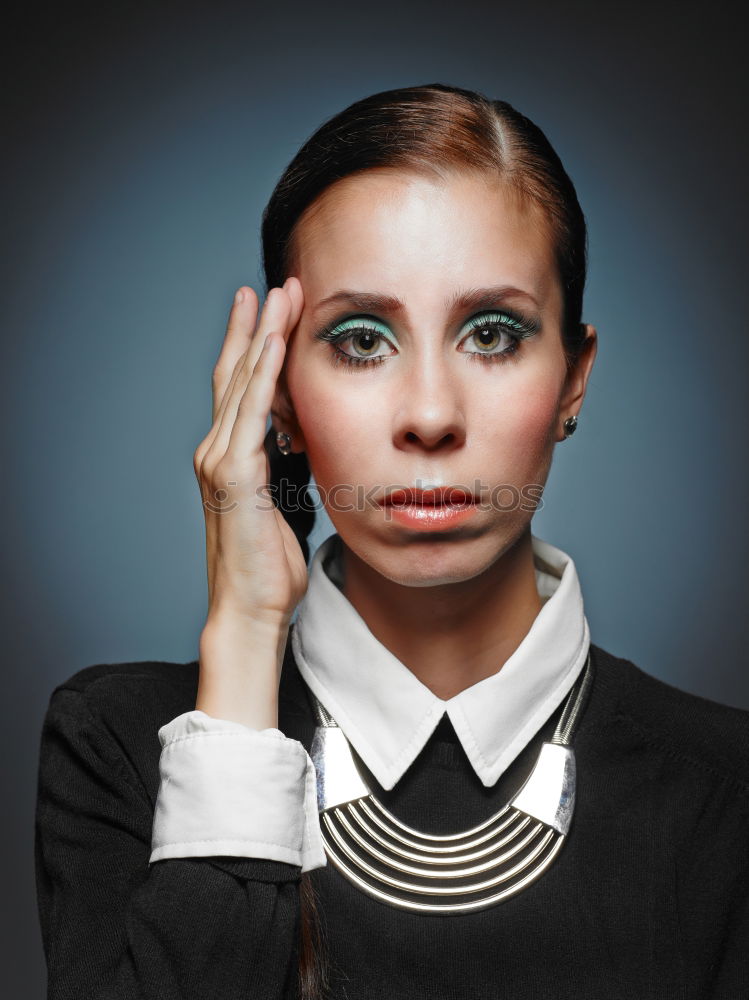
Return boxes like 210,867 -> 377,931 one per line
203,605 -> 290,642
197,613 -> 289,730
205,597 -> 292,634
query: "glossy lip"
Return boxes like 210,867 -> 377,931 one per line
380,486 -> 479,506
378,486 -> 481,532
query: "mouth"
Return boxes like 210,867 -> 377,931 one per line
377,487 -> 482,531
379,487 -> 479,507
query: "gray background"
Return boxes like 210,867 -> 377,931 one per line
4,0 -> 747,992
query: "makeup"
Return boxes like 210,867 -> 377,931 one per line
313,309 -> 540,371
379,486 -> 480,531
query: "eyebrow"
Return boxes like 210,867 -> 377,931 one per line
312,284 -> 540,316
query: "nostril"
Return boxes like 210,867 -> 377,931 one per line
403,429 -> 459,449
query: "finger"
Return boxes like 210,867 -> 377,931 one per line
212,286 -> 259,423
201,281 -> 303,469
227,333 -> 287,462
283,277 -> 305,335
213,345 -> 251,431
242,285 -> 294,376
216,283 -> 295,431
208,288 -> 292,461
196,344 -> 250,473
241,278 -> 304,380
205,286 -> 288,454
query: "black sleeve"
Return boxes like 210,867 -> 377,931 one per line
35,686 -> 303,1000
676,772 -> 749,997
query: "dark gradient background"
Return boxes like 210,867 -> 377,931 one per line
4,0 -> 747,992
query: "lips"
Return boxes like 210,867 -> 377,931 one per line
380,487 -> 478,506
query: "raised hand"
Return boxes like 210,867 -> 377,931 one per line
193,278 -> 306,728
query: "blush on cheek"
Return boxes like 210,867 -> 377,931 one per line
296,414 -> 360,496
287,359 -> 372,487
485,393 -> 558,479
525,399 -> 560,450
516,379 -> 561,441
304,447 -> 339,495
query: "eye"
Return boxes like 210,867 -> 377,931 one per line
458,310 -> 539,364
313,308 -> 540,371
314,316 -> 396,369
342,326 -> 392,359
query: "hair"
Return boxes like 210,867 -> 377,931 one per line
259,82 -> 589,999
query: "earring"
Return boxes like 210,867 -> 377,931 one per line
275,430 -> 293,455
563,415 -> 578,439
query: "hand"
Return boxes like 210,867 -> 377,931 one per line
193,278 -> 308,631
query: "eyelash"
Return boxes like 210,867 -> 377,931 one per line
314,310 -> 539,370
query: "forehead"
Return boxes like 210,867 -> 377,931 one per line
290,168 -> 559,310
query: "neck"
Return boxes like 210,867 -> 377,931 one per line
340,528 -> 543,700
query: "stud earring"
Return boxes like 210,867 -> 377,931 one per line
563,415 -> 578,439
275,431 -> 293,455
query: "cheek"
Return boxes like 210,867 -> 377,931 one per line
286,360 -> 368,489
478,376 -> 560,476
305,421 -> 361,493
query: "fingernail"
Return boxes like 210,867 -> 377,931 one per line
235,288 -> 245,305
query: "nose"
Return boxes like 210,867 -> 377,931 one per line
391,351 -> 467,454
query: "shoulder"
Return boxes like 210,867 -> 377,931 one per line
48,658 -> 201,733
589,641 -> 749,797
47,633 -> 311,729
40,635 -> 313,786
41,659 -> 202,803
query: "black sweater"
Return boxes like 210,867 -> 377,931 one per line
34,635 -> 749,999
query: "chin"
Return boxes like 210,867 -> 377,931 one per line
339,521 -> 520,589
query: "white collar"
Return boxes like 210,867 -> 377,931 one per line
292,532 -> 590,790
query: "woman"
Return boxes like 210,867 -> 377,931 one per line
35,84 -> 749,999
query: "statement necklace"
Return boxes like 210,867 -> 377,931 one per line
310,651 -> 593,914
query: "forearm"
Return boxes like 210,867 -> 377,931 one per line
196,612 -> 290,730
38,851 -> 302,1000
35,684 -> 315,1000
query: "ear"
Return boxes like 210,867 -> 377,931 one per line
556,323 -> 598,442
270,361 -> 308,454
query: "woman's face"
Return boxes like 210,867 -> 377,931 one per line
277,168 -> 596,587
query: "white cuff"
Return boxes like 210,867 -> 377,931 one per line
149,710 -> 327,874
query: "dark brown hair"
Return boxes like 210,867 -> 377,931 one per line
260,82 -> 589,999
